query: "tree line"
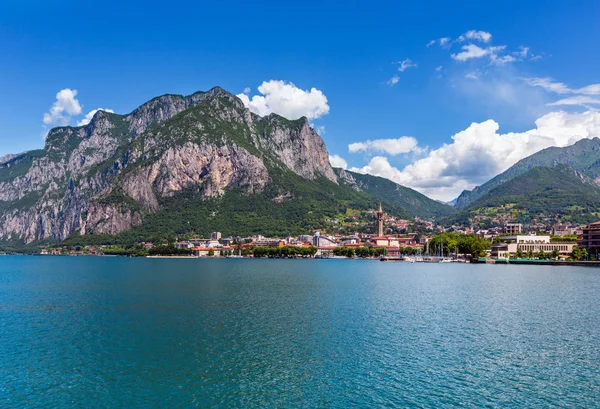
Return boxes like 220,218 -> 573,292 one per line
252,246 -> 318,258
428,232 -> 491,258
333,247 -> 387,258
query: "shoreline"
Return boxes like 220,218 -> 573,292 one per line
6,254 -> 600,266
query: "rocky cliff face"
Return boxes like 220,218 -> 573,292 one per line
0,87 -> 337,243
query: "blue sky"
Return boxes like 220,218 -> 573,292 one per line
1,0 -> 599,200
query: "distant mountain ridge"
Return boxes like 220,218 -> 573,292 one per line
455,137 -> 600,209
443,164 -> 600,226
335,169 -> 456,219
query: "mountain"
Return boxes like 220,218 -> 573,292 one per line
455,137 -> 600,209
0,87 -> 446,245
446,164 -> 600,225
335,169 -> 456,219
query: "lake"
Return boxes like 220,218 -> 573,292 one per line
1,256 -> 599,407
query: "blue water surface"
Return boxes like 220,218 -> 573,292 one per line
0,256 -> 598,408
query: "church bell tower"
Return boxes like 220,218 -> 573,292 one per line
376,203 -> 384,237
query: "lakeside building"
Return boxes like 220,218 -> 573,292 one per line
580,221 -> 600,256
192,246 -> 233,257
492,235 -> 575,258
210,232 -> 222,240
253,238 -> 286,247
313,232 -> 337,247
174,241 -> 194,249
315,246 -> 337,257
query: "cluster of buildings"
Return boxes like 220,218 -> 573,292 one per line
172,205 -> 425,257
488,221 -> 600,259
472,221 -> 581,242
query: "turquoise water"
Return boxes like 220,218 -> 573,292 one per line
1,256 -> 599,408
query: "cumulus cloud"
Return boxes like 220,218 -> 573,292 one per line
77,108 -> 115,126
348,136 -> 420,156
329,154 -> 348,169
459,30 -> 492,43
387,75 -> 400,86
465,72 -> 479,80
43,88 -> 83,126
237,80 -> 329,120
451,44 -> 507,62
398,58 -> 417,72
350,110 -> 600,201
451,44 -> 489,61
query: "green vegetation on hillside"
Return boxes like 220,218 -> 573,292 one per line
445,164 -> 600,226
335,169 -> 456,219
456,137 -> 600,209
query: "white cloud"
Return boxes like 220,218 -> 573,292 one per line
77,108 -> 115,126
547,96 -> 600,107
452,44 -> 510,64
522,77 -> 600,96
451,44 -> 489,61
465,72 -> 479,80
313,125 -> 326,135
435,65 -> 443,71
490,54 -> 517,66
237,80 -> 330,120
428,37 -> 452,48
350,110 -> 600,201
576,84 -> 600,95
398,58 -> 417,72
243,87 -> 251,95
459,30 -> 492,43
348,136 -> 420,156
329,154 -> 348,169
513,46 -> 529,58
387,75 -> 400,86
521,77 -> 572,94
43,88 -> 83,126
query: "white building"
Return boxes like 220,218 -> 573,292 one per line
210,232 -> 222,240
313,232 -> 337,247
495,235 -> 575,257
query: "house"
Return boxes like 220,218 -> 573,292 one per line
174,241 -> 194,249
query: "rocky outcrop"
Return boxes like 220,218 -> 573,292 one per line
0,86 -> 337,243
255,116 -> 337,182
83,203 -> 143,236
334,168 -> 360,190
